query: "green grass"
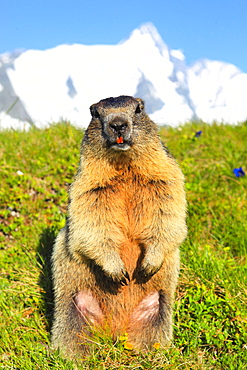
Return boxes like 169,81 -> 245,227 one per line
0,121 -> 246,369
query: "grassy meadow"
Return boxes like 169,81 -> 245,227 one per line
0,121 -> 246,369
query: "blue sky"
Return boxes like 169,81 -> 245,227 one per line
1,0 -> 247,72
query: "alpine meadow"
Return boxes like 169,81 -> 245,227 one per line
0,121 -> 246,369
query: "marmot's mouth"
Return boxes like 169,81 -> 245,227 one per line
106,134 -> 132,151
110,137 -> 132,151
116,136 -> 124,144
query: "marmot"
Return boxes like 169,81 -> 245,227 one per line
51,95 -> 187,358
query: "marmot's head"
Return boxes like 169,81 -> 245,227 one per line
89,96 -> 146,151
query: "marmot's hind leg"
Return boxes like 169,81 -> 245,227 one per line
127,290 -> 172,350
51,229 -> 104,358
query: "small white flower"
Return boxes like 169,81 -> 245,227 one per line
16,170 -> 24,176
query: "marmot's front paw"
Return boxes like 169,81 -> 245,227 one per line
103,257 -> 130,285
136,263 -> 160,280
136,253 -> 163,281
111,269 -> 130,286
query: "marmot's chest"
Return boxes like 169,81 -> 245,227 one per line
104,176 -> 162,237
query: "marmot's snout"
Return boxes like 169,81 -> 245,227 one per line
109,117 -> 128,137
106,114 -> 133,151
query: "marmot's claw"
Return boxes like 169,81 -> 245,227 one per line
119,270 -> 130,286
113,270 -> 130,286
136,265 -> 159,281
120,279 -> 127,286
124,271 -> 130,281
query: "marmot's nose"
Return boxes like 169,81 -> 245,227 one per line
109,121 -> 128,136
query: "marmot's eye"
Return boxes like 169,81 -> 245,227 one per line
135,105 -> 141,114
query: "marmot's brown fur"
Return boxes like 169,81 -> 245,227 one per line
51,95 -> 187,358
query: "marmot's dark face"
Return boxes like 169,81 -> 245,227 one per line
90,96 -> 145,151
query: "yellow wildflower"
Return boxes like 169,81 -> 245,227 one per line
124,342 -> 134,350
153,342 -> 160,349
119,333 -> 128,341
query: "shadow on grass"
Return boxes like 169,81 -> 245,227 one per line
37,226 -> 58,331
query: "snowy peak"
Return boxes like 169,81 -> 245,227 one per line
0,50 -> 32,128
121,23 -> 170,62
190,58 -> 241,77
187,58 -> 247,122
0,22 -> 247,129
135,22 -> 169,57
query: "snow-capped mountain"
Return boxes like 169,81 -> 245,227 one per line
0,23 -> 246,129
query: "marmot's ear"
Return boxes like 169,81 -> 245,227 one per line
90,104 -> 100,118
135,98 -> 145,113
